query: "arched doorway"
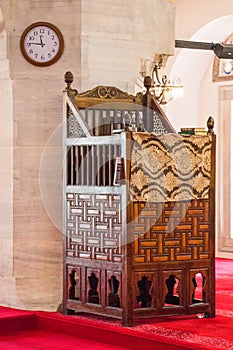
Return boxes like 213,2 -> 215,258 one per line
218,85 -> 233,255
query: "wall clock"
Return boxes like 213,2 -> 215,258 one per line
20,22 -> 64,67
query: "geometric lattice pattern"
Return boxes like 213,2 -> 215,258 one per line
133,199 -> 210,263
68,108 -> 86,138
152,113 -> 167,135
66,193 -> 123,262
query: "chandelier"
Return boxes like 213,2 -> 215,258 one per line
150,55 -> 184,105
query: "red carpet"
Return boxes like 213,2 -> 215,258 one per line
0,258 -> 232,349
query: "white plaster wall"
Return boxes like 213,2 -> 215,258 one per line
175,0 -> 233,40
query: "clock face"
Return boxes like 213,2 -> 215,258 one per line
20,22 -> 64,66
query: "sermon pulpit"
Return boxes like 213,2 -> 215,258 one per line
62,72 -> 216,326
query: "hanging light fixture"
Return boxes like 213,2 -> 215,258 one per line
151,56 -> 184,105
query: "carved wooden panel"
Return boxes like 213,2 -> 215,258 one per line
190,268 -> 209,305
67,265 -> 81,301
106,271 -> 121,308
162,270 -> 183,307
63,80 -> 216,324
86,268 -> 101,304
66,193 -> 123,262
132,199 -> 211,263
74,85 -> 139,101
134,271 -> 157,309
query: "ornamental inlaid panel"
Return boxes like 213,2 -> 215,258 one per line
130,133 -> 212,203
66,193 -> 123,262
132,199 -> 210,263
67,107 -> 87,138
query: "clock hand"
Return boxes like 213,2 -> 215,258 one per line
28,36 -> 45,47
29,42 -> 43,45
40,35 -> 45,47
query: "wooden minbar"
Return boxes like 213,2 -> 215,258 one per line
62,72 -> 216,326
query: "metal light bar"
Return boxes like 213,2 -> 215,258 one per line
175,39 -> 233,59
175,40 -> 214,51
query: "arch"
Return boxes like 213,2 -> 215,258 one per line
166,15 -> 233,130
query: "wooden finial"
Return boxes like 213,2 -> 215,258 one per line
207,116 -> 214,135
64,71 -> 73,90
144,76 -> 152,91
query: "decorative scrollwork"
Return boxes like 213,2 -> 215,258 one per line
74,85 -> 137,101
96,86 -> 134,99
